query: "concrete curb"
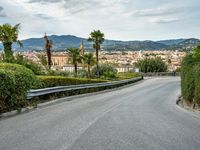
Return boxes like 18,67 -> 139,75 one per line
0,79 -> 144,120
0,107 -> 35,120
176,96 -> 200,112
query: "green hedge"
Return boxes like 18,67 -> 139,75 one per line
35,76 -> 108,88
194,65 -> 200,105
181,52 -> 200,106
0,69 -> 15,112
0,63 -> 37,113
117,72 -> 140,80
181,64 -> 194,103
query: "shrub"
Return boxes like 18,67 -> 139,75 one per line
181,64 -> 194,103
14,54 -> 43,75
77,69 -> 88,78
1,54 -> 43,75
91,64 -> 117,79
0,69 -> 15,112
135,57 -> 167,73
46,70 -> 71,77
117,72 -> 141,80
181,54 -> 195,103
194,65 -> 200,105
35,76 -> 107,88
0,63 -> 38,113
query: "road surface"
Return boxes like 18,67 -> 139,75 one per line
1,77 -> 200,150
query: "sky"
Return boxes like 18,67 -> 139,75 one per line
0,0 -> 199,41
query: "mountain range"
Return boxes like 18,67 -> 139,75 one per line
0,35 -> 200,51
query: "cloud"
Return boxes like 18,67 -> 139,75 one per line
35,13 -> 52,19
131,6 -> 182,24
0,0 -> 199,40
27,0 -> 128,14
150,18 -> 180,24
0,6 -> 4,11
0,6 -> 7,17
0,14 -> 7,17
132,7 -> 180,17
28,0 -> 61,3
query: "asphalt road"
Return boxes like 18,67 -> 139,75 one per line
1,77 -> 200,150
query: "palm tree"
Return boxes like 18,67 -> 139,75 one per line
88,30 -> 105,77
83,53 -> 95,78
0,23 -> 22,61
68,48 -> 82,77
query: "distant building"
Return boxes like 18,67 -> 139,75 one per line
62,64 -> 84,72
51,53 -> 69,69
115,66 -> 134,73
51,41 -> 85,71
79,40 -> 85,55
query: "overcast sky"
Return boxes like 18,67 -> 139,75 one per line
0,0 -> 199,41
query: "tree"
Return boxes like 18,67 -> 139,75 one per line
135,57 -> 167,73
0,23 -> 22,61
44,34 -> 53,70
192,45 -> 200,62
37,53 -> 48,68
83,53 -> 95,78
68,48 -> 82,77
91,63 -> 117,79
88,30 -> 105,77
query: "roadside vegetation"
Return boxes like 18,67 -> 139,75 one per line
181,45 -> 200,108
0,23 -> 142,113
116,72 -> 140,80
35,76 -> 107,89
0,63 -> 38,113
135,57 -> 167,73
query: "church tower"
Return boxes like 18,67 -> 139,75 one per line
79,40 -> 85,55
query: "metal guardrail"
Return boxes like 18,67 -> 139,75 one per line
27,77 -> 143,99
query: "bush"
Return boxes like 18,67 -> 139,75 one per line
1,54 -> 43,75
15,54 -> 43,75
35,76 -> 107,88
0,69 -> 15,112
46,70 -> 71,77
0,63 -> 38,113
77,69 -> 87,78
194,65 -> 200,105
135,57 -> 167,73
181,63 -> 194,103
180,53 -> 200,105
117,72 -> 141,80
91,64 -> 117,79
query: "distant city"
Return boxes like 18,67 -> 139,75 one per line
14,50 -> 185,73
1,34 -> 197,72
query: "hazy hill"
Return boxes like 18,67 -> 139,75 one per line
157,39 -> 185,46
0,35 -> 199,51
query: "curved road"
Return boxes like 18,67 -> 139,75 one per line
1,77 -> 200,150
